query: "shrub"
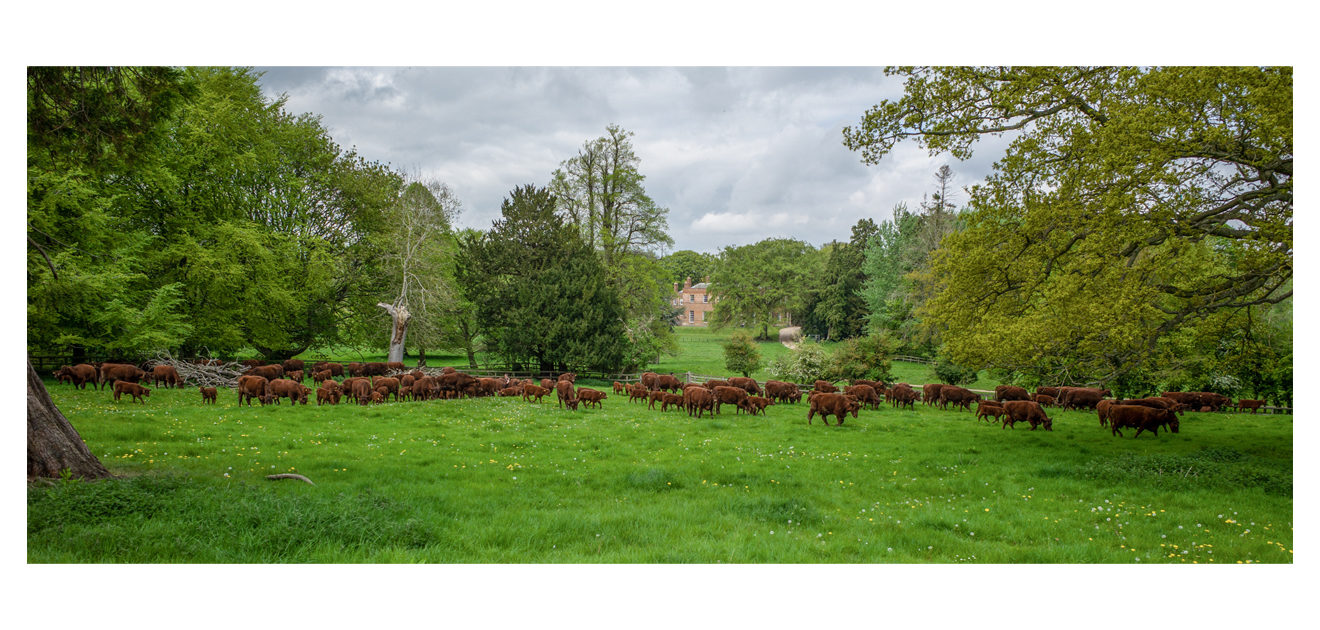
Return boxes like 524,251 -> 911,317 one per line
769,343 -> 830,384
932,352 -> 978,386
829,333 -> 894,383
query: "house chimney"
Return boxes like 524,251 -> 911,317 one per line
684,277 -> 692,289
674,281 -> 681,293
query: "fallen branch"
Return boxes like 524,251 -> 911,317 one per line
149,349 -> 248,389
266,473 -> 315,486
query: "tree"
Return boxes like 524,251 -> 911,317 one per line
658,250 -> 718,285
828,333 -> 894,383
709,238 -> 820,340
843,67 -> 1292,385
376,179 -> 462,364
28,361 -> 112,480
456,185 -> 627,372
722,331 -> 763,377
804,218 -> 877,340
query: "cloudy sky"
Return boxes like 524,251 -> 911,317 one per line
255,67 -> 1012,254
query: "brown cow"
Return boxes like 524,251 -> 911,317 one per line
286,370 -> 304,383
975,400 -> 1006,423
556,380 -> 579,410
1096,399 -> 1116,427
98,363 -> 145,391
740,395 -> 774,416
498,386 -> 523,397
891,387 -> 918,410
522,384 -> 549,403
641,372 -> 660,390
268,378 -> 309,405
373,377 -> 401,401
55,364 -> 98,389
660,392 -> 685,412
712,385 -> 750,414
684,387 -> 715,418
1035,387 -> 1062,400
657,373 -> 683,393
577,387 -> 607,409
362,362 -> 389,376
385,361 -> 405,374
1109,405 -> 1179,438
237,375 -> 270,406
312,370 -> 333,384
813,380 -> 838,394
148,365 -> 182,388
994,385 -> 1030,402
1237,399 -> 1266,414
844,384 -> 881,410
1119,397 -> 1185,416
807,393 -> 859,426
558,372 -> 576,384
317,387 -> 340,406
240,359 -> 266,368
369,390 -> 386,405
111,381 -> 150,403
613,381 -> 625,394
627,383 -> 649,404
764,380 -> 801,404
702,379 -> 731,391
437,372 -> 478,398
350,378 -> 372,404
314,362 -> 345,377
922,383 -> 944,406
728,377 -> 762,396
244,364 -> 284,381
200,386 -> 217,404
1033,394 -> 1056,407
282,359 -> 305,374
1060,387 -> 1108,411
939,385 -> 981,411
647,390 -> 666,410
1000,401 -> 1052,431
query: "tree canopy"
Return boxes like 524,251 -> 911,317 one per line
844,66 -> 1292,386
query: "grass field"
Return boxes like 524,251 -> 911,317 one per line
29,370 -> 1292,563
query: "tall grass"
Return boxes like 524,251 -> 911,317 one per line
29,375 -> 1292,563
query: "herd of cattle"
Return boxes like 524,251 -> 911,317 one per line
51,360 -> 1273,438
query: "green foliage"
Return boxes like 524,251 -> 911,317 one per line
658,250 -> 718,285
932,353 -> 979,386
845,67 -> 1292,390
456,185 -> 627,372
721,331 -> 763,377
710,238 -> 821,340
828,333 -> 894,383
768,343 -> 830,384
802,219 -> 877,341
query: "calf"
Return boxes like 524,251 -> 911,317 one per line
740,395 -> 774,416
498,386 -> 523,397
317,387 -> 339,406
1237,399 -> 1266,414
1033,394 -> 1056,407
113,381 -> 151,403
522,384 -> 549,403
647,390 -> 666,410
1109,405 -> 1179,438
627,383 -> 649,404
577,387 -> 607,409
764,380 -> 801,404
939,385 -> 980,411
613,381 -> 625,394
684,387 -> 715,418
286,370 -> 304,383
891,387 -> 918,410
994,385 -> 1030,402
813,380 -> 839,394
199,386 -> 217,404
656,373 -> 683,393
641,372 -> 660,391
660,392 -> 686,412
281,359 -> 305,374
312,369 -> 333,384
268,378 -> 308,405
844,384 -> 880,410
55,364 -> 98,389
922,383 -> 944,406
975,400 -> 1005,423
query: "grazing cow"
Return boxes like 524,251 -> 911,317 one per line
647,390 -> 666,410
282,359 -> 305,374
522,384 -> 549,403
385,361 -> 405,374
312,370 -> 333,384
1193,392 -> 1233,412
613,381 -> 625,394
240,359 -> 266,368
807,393 -> 860,426
286,370 -> 304,383
728,377 -> 762,396
641,372 -> 660,391
558,373 -> 576,384
437,372 -> 478,399
1109,405 -> 1179,438
577,387 -> 607,409
268,379 -> 309,405
844,384 -> 881,410
556,380 -> 579,410
361,362 -> 389,376
237,375 -> 270,406
350,378 -> 373,404
938,385 -> 981,411
922,383 -> 945,406
370,390 -> 386,405
313,361 -> 344,377
244,364 -> 284,381
339,377 -> 364,402
1119,397 -> 1186,416
891,387 -> 918,410
1035,387 -> 1062,400
1000,401 -> 1053,431
994,385 -> 1031,402
684,387 -> 715,418
1237,399 -> 1266,414
1096,399 -> 1116,427
813,380 -> 839,394
498,386 -> 522,397
200,386 -> 217,404
373,377 -> 401,402
400,374 -> 415,390
660,392 -> 685,412
657,373 -> 683,393
975,400 -> 1006,423
98,363 -> 145,391
317,387 -> 340,406
740,395 -> 774,416
764,380 -> 801,404
703,379 -> 731,391
55,364 -> 98,389
1060,387 -> 1108,411
111,381 -> 150,403
712,385 -> 750,415
1034,394 -> 1056,407
148,365 -> 183,389
627,383 -> 649,404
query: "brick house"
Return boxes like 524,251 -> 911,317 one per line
673,277 -> 715,326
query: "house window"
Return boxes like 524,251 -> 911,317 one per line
702,294 -> 708,303
689,294 -> 695,302
689,310 -> 695,323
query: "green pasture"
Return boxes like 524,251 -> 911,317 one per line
29,375 -> 1292,563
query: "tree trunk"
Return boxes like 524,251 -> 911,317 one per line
377,302 -> 411,364
417,347 -> 427,368
28,359 -> 112,481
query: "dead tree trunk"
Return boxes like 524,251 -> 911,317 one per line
377,302 -> 411,364
27,359 -> 112,481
